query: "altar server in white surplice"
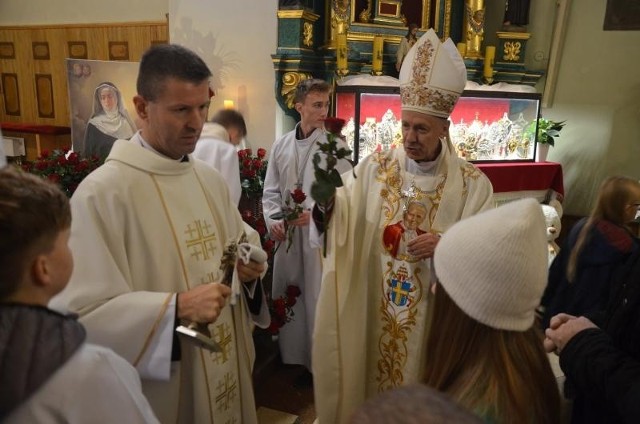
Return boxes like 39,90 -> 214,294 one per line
193,121 -> 242,205
311,29 -> 495,423
50,44 -> 270,424
262,79 -> 351,374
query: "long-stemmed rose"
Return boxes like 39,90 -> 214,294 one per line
310,117 -> 356,256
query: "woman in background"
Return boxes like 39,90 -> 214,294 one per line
425,199 -> 561,423
83,82 -> 136,160
541,176 -> 640,329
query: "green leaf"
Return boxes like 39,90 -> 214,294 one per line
329,169 -> 343,187
311,181 -> 336,204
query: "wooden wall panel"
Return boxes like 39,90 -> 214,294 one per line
0,21 -> 168,126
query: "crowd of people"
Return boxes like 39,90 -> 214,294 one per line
2,30 -> 640,424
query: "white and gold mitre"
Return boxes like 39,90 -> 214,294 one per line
399,29 -> 467,118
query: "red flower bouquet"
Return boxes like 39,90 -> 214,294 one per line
238,148 -> 268,195
267,285 -> 301,335
21,148 -> 101,197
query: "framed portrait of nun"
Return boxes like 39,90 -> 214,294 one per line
67,59 -> 139,160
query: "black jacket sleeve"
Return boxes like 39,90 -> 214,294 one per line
560,328 -> 640,424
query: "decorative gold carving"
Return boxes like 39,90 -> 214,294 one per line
108,41 -> 129,60
1,73 -> 20,115
35,74 -> 54,118
281,72 -> 312,109
463,0 -> 485,58
359,0 -> 372,22
0,42 -> 15,59
32,42 -> 50,60
67,41 -> 87,59
303,22 -> 313,47
503,41 -> 522,61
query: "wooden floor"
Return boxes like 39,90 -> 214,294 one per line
253,331 -> 316,424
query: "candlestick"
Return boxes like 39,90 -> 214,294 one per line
483,45 -> 495,79
371,36 -> 384,75
336,33 -> 348,72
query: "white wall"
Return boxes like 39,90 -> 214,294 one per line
544,0 -> 640,216
0,0 -> 167,25
169,0 -> 279,151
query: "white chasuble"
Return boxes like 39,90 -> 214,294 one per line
312,143 -> 494,424
51,139 -> 267,424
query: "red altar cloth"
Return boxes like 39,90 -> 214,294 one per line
476,162 -> 564,196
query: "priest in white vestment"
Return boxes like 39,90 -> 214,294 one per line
311,29 -> 495,423
50,44 -> 269,424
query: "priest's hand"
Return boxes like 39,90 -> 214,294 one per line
237,258 -> 266,283
270,221 -> 286,242
407,233 -> 440,259
288,209 -> 310,227
178,283 -> 232,324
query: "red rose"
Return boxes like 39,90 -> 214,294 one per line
242,158 -> 252,168
263,239 -> 275,253
257,148 -> 267,159
67,152 -> 79,163
324,117 -> 346,135
287,296 -> 297,307
267,321 -> 280,335
40,150 -> 50,158
246,169 -> 257,179
246,148 -> 253,156
238,149 -> 248,159
241,210 -> 253,221
291,188 -> 307,204
286,285 -> 301,298
47,174 -> 60,183
252,159 -> 262,169
57,156 -> 67,165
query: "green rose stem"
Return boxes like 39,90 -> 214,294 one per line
310,129 -> 356,257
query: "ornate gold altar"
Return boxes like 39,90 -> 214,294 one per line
272,0 -> 543,118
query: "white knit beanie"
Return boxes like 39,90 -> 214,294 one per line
434,198 -> 548,331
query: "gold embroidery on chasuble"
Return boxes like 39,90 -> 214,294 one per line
185,219 -> 217,261
215,372 -> 238,412
374,153 -> 446,391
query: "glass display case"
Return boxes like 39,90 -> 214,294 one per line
334,86 -> 542,163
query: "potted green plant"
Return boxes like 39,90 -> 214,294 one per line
527,117 -> 565,162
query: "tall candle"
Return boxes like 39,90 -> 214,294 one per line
456,42 -> 467,57
483,45 -> 495,78
336,33 -> 348,71
372,36 -> 384,73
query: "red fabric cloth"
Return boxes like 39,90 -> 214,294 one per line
476,162 -> 564,196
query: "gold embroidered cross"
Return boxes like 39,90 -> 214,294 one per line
213,323 -> 233,364
185,220 -> 217,261
215,372 -> 238,412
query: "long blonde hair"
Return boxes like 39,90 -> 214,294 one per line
567,176 -> 640,282
423,287 -> 561,423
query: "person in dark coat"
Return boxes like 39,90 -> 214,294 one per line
545,245 -> 640,424
540,176 -> 640,329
